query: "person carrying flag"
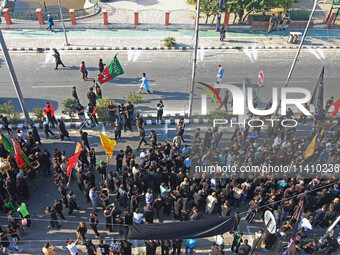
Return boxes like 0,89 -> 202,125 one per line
86,104 -> 99,127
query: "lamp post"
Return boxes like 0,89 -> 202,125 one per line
0,29 -> 31,124
216,0 -> 224,32
188,0 -> 201,118
57,0 -> 70,46
284,0 -> 325,87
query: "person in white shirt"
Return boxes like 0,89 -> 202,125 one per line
133,209 -> 144,224
66,236 -> 80,255
145,188 -> 153,205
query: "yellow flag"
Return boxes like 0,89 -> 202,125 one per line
74,142 -> 82,154
303,134 -> 317,159
99,131 -> 116,158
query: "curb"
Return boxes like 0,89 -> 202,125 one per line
0,118 -> 208,130
2,45 -> 340,52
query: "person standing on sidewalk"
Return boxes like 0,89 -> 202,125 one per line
139,73 -> 152,94
220,25 -> 226,42
80,61 -> 88,81
281,10 -> 290,30
157,100 -> 164,122
53,49 -> 65,70
47,15 -> 54,32
268,14 -> 276,33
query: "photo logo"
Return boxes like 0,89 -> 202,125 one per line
200,83 -> 312,116
198,82 -> 222,114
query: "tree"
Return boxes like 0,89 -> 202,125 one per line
187,0 -> 221,24
62,98 -> 77,120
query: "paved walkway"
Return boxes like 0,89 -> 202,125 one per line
2,28 -> 340,50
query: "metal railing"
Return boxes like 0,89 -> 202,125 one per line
6,0 -> 99,21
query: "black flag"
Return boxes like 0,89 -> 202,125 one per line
310,67 -> 324,120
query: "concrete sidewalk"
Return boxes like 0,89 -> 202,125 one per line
2,28 -> 340,51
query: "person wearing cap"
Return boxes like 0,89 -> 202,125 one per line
47,15 -> 54,32
97,156 -> 109,181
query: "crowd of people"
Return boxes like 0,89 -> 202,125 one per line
0,60 -> 339,255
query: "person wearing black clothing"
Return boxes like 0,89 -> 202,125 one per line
145,240 -> 158,255
121,239 -> 132,255
144,204 -> 154,224
157,100 -> 164,121
238,239 -> 251,255
79,130 -> 90,151
153,195 -> 164,221
89,212 -> 101,238
136,115 -> 144,130
98,59 -> 106,74
124,209 -> 133,225
0,115 -> 12,134
221,201 -> 231,217
16,176 -> 29,200
72,86 -> 79,102
114,119 -> 123,140
58,182 -> 68,207
303,239 -> 319,255
87,87 -> 97,107
116,150 -> 124,173
25,131 -> 35,150
137,127 -> 148,150
29,124 -> 41,145
99,239 -> 110,255
123,109 -> 132,132
54,199 -> 65,220
88,104 -> 99,127
180,206 -> 189,221
45,206 -> 61,229
172,239 -> 182,255
57,119 -> 70,141
85,239 -> 96,255
67,191 -> 79,215
42,117 -> 55,139
161,240 -> 171,255
118,103 -> 126,123
126,101 -> 135,123
52,49 -> 65,69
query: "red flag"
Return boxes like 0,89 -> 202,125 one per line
332,99 -> 340,118
11,138 -> 33,169
93,108 -> 97,115
66,152 -> 81,176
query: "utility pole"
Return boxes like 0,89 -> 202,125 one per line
284,0 -> 322,87
0,29 -> 31,124
188,0 -> 200,118
58,0 -> 70,46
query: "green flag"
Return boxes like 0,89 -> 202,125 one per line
97,54 -> 124,84
0,132 -> 14,152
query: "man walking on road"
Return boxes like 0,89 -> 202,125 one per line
52,49 -> 65,70
217,64 -> 224,84
44,102 -> 57,126
79,130 -> 90,150
218,90 -> 229,112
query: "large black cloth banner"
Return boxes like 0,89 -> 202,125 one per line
127,216 -> 234,240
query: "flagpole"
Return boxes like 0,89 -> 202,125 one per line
284,0 -> 322,87
0,29 -> 32,124
188,0 -> 201,119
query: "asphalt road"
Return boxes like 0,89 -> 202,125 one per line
0,49 -> 339,117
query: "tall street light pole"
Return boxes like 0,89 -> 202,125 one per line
0,29 -> 31,124
188,0 -> 201,118
57,0 -> 70,46
284,0 -> 324,87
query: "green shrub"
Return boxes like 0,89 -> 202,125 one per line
62,98 -> 77,120
290,10 -> 311,21
162,37 -> 176,47
205,109 -> 229,124
97,97 -> 110,122
33,107 -> 44,123
250,14 -> 271,22
123,91 -> 144,105
0,100 -> 21,124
